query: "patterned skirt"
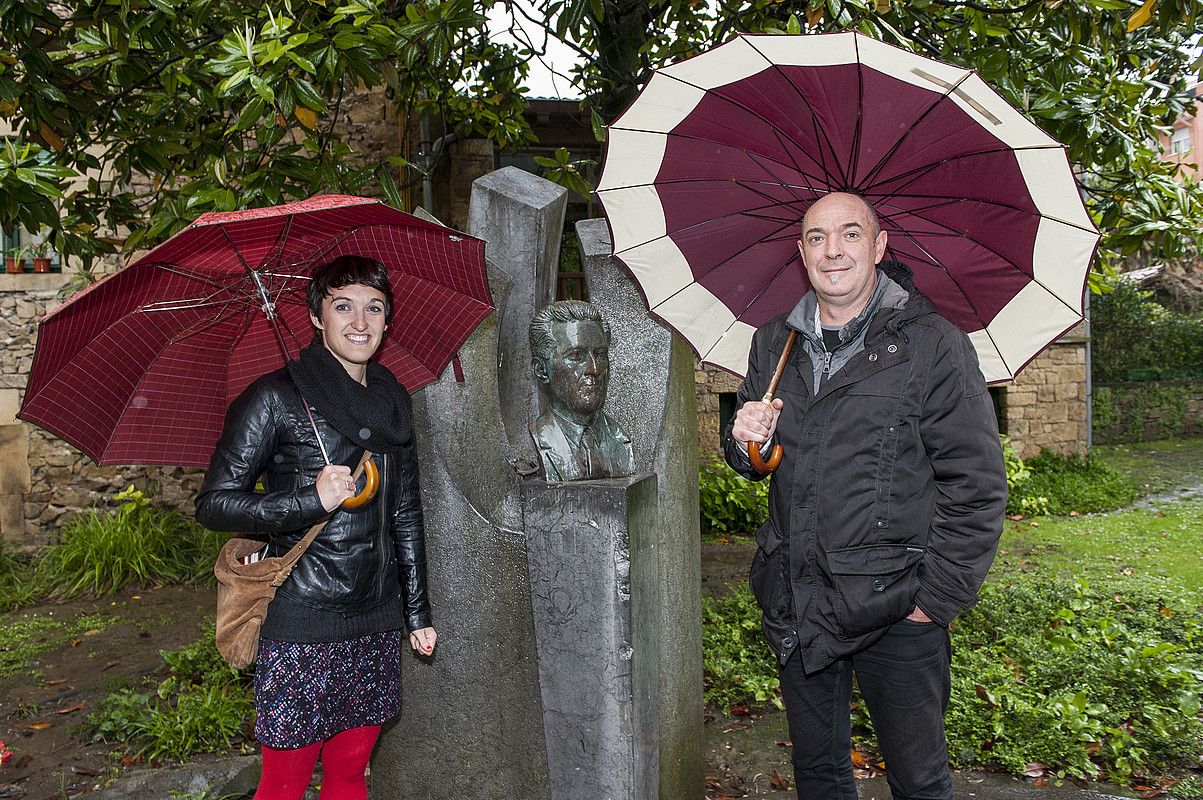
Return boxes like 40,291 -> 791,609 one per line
253,629 -> 403,750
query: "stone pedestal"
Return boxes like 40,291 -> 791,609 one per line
578,219 -> 705,799
522,474 -> 659,800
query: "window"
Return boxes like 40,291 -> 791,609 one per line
2,226 -> 60,273
1171,127 -> 1192,155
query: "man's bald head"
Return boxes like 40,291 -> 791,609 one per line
803,192 -> 881,239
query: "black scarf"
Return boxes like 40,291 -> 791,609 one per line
286,339 -> 412,455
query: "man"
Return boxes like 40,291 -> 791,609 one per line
724,192 -> 1007,799
529,300 -> 635,481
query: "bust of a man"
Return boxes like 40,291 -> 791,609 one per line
528,300 -> 635,482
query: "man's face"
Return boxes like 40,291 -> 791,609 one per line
537,319 -> 610,416
798,193 -> 887,317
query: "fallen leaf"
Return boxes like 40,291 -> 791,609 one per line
1024,762 -> 1047,778
721,721 -> 750,733
56,703 -> 85,715
774,739 -> 793,748
131,595 -> 141,600
70,765 -> 100,776
70,638 -> 81,647
42,679 -> 68,687
1069,510 -> 1079,516
1008,514 -> 1025,521
1029,521 -> 1040,527
1034,777 -> 1049,789
974,684 -> 996,707
1159,603 -> 1174,618
729,703 -> 750,716
83,629 -> 102,636
770,769 -> 790,790
28,722 -> 51,730
851,749 -> 873,768
101,661 -> 120,671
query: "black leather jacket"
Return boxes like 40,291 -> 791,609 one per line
196,370 -> 431,638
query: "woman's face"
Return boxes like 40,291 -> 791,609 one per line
309,283 -> 388,374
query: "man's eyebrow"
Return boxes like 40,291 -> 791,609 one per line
803,220 -> 864,236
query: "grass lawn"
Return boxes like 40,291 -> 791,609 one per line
993,438 -> 1203,594
1095,435 -> 1203,495
994,498 -> 1203,591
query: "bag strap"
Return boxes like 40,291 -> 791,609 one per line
270,448 -> 374,586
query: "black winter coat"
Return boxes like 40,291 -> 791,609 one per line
724,264 -> 1006,672
196,369 -> 431,642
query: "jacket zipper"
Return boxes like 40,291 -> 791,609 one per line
375,453 -> 389,600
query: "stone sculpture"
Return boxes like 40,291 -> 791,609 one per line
528,300 -> 635,481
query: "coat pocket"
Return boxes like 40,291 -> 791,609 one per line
749,519 -> 791,620
827,543 -> 924,638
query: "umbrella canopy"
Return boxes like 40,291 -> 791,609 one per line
596,32 -> 1099,383
20,195 -> 492,466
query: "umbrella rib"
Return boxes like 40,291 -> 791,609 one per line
847,34 -> 865,190
856,69 -> 977,190
263,215 -> 295,271
742,37 -> 853,187
885,208 -> 1084,322
140,262 -> 236,290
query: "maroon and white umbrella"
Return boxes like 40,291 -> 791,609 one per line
20,195 -> 492,467
596,32 -> 1099,383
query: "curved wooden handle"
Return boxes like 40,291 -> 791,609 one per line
748,440 -> 783,475
341,459 -> 379,509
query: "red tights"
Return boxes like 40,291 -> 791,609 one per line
254,725 -> 381,800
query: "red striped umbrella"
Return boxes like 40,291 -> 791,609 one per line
597,32 -> 1099,383
20,195 -> 492,466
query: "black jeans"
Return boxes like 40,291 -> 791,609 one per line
779,619 -> 953,800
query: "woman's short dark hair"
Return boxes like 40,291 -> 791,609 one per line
307,255 -> 394,324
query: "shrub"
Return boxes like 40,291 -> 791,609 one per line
85,625 -> 253,763
32,486 -> 224,598
947,578 -> 1202,782
1092,281 -> 1203,382
701,586 -> 782,710
1008,450 -> 1140,516
699,456 -> 769,535
1001,436 -> 1050,517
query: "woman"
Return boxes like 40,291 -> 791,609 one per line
196,255 -> 436,800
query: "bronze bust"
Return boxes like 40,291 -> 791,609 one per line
528,301 -> 635,482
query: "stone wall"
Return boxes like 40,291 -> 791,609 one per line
1093,381 -> 1203,443
997,336 -> 1089,459
695,363 -> 742,456
692,336 -> 1092,461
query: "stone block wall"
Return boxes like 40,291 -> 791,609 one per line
996,338 -> 1089,459
1093,381 -> 1203,443
695,363 -> 742,456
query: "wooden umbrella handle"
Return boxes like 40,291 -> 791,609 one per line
341,459 -> 379,509
748,440 -> 783,474
748,330 -> 798,476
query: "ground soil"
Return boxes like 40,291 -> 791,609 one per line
0,585 -> 218,799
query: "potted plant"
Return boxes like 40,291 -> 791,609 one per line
5,244 -> 27,274
29,240 -> 53,273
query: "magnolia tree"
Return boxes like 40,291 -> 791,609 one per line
1,0 -> 1200,283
